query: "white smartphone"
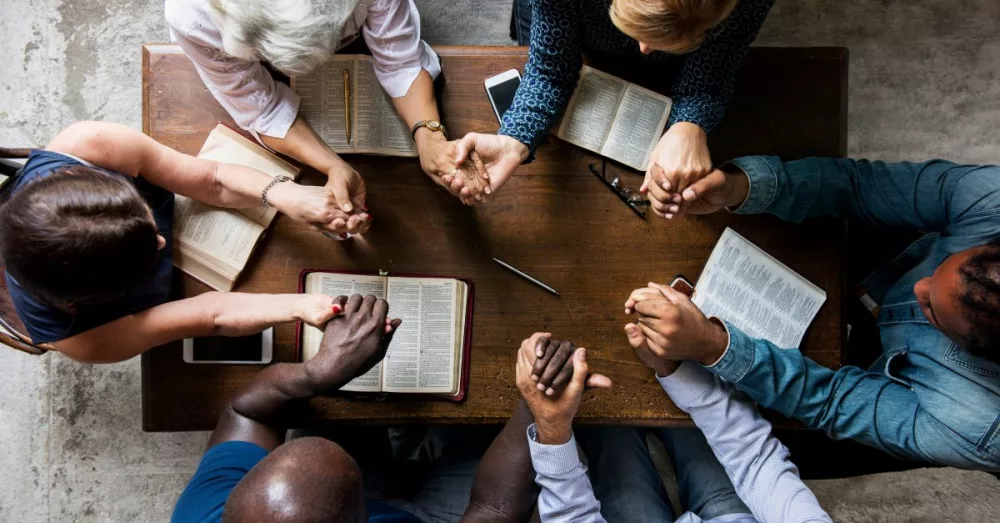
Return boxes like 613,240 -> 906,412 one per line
484,69 -> 522,124
183,328 -> 274,365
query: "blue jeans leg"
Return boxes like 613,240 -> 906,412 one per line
512,0 -> 532,45
576,427 -> 676,522
656,428 -> 751,520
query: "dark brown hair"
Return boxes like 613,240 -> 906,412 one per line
0,166 -> 159,307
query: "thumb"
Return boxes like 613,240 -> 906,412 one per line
567,348 -> 590,394
648,281 -> 688,304
329,178 -> 354,213
585,373 -> 613,389
384,317 -> 402,336
682,169 -> 727,202
454,134 -> 476,166
625,323 -> 646,348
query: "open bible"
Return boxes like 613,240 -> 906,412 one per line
297,270 -> 473,400
693,228 -> 827,349
291,55 -> 417,157
557,65 -> 672,171
172,125 -> 300,291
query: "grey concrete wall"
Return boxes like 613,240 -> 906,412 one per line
1,1 -> 999,521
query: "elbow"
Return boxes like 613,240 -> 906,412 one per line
200,291 -> 230,336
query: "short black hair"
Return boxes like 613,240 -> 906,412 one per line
958,237 -> 1000,364
0,166 -> 159,307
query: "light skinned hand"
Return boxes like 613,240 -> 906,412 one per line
516,335 -> 611,444
270,182 -> 370,236
417,134 -> 490,204
325,161 -> 368,214
641,122 -> 712,219
453,133 -> 529,198
626,282 -> 729,365
625,321 -> 679,377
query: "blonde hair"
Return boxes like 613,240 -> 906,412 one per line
610,0 -> 739,53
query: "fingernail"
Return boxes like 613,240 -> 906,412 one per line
665,213 -> 674,219
669,206 -> 679,213
545,388 -> 555,396
485,187 -> 491,195
366,215 -> 374,223
530,374 -> 538,381
537,383 -> 546,391
536,350 -> 544,357
332,305 -> 342,314
579,349 -> 587,361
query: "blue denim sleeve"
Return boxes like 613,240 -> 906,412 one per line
171,441 -> 269,523
498,0 -> 583,154
708,322 -> 987,469
667,0 -> 774,133
727,155 -> 1000,252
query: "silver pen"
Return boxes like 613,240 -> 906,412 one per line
492,258 -> 560,296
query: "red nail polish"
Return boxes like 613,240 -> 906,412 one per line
332,305 -> 342,314
366,215 -> 374,223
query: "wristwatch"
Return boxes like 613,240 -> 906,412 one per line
411,120 -> 448,139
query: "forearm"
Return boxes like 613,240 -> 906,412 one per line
661,362 -> 831,523
209,362 -> 322,450
528,425 -> 606,523
261,117 -> 351,177
391,69 -> 440,129
461,401 -> 539,523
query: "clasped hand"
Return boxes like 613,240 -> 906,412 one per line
304,294 -> 402,390
623,282 -> 729,372
422,133 -> 528,206
267,163 -> 371,236
515,332 -> 611,444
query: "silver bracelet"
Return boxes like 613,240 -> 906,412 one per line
261,175 -> 292,207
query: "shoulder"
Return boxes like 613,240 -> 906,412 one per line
165,0 -> 220,45
172,441 -> 269,523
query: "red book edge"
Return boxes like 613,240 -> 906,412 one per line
295,268 -> 474,402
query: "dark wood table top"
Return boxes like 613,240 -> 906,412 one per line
141,44 -> 848,432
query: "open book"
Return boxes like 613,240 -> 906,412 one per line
557,65 -> 672,171
693,228 -> 827,349
291,55 -> 417,157
298,270 -> 473,400
172,125 -> 300,291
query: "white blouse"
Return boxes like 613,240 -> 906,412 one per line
165,0 -> 441,139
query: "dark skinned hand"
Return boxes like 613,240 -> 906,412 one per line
304,294 -> 402,390
526,333 -> 613,396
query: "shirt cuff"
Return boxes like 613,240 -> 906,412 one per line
703,320 -> 755,383
526,424 -> 581,477
723,156 -> 781,215
374,41 -> 441,99
656,360 -> 714,408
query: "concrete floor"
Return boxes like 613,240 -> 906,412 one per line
1,0 -> 1000,521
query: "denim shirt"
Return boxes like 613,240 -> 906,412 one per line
706,156 -> 1000,472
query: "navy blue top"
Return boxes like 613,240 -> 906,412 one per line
4,150 -> 175,344
172,441 -> 423,523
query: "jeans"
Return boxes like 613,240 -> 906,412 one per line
511,0 -> 532,45
576,427 -> 751,522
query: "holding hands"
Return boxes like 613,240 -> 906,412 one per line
451,133 -> 530,203
267,162 -> 371,236
515,333 -> 612,444
643,122 -> 713,219
624,282 -> 729,368
305,294 -> 402,390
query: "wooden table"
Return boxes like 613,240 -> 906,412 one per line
142,44 -> 848,432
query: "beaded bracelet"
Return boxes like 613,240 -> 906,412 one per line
261,175 -> 292,207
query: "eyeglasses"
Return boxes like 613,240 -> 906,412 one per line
588,160 -> 649,220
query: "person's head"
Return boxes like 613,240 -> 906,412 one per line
914,239 -> 1000,364
610,0 -> 739,55
209,0 -> 361,76
0,166 -> 164,310
223,437 -> 367,523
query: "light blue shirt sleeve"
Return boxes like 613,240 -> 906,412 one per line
659,362 -> 832,523
526,425 -> 606,523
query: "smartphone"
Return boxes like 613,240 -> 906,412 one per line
484,69 -> 521,124
183,328 -> 274,364
670,275 -> 695,298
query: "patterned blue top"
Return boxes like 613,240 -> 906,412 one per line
499,0 -> 774,154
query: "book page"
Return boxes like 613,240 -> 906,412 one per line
196,125 -> 300,227
173,195 -> 264,276
301,272 -> 387,392
292,57 -> 353,150
556,66 -> 626,155
692,228 -> 827,349
381,278 -> 458,394
354,57 -> 417,156
600,84 -> 672,170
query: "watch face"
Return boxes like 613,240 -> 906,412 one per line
427,121 -> 441,130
